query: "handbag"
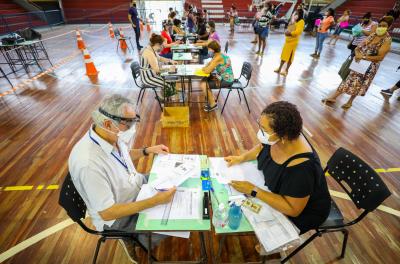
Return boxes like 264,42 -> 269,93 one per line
338,55 -> 353,80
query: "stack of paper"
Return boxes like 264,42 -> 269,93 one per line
150,154 -> 201,189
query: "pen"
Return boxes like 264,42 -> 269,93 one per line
155,188 -> 168,192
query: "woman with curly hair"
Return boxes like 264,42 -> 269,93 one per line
225,101 -> 331,236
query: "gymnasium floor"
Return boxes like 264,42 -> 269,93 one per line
0,24 -> 399,263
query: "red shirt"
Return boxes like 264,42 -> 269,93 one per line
160,30 -> 172,54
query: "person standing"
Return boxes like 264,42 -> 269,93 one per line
328,10 -> 350,45
348,12 -> 378,52
256,2 -> 273,56
128,1 -> 143,51
228,5 -> 238,33
251,5 -> 262,44
204,9 -> 209,23
274,9 -> 305,76
310,8 -> 335,59
322,17 -> 393,109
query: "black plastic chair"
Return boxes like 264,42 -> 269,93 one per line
224,41 -> 229,53
281,147 -> 391,263
59,173 -> 154,264
130,61 -> 163,111
0,66 -> 13,87
215,62 -> 252,114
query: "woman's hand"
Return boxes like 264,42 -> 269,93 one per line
224,155 -> 244,167
229,180 -> 255,195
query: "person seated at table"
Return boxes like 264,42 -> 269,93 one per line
194,21 -> 221,47
225,101 -> 331,236
160,20 -> 182,59
173,19 -> 185,36
196,17 -> 209,41
140,33 -> 178,99
69,94 -> 177,262
200,41 -> 234,112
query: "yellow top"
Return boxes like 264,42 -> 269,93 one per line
285,19 -> 305,45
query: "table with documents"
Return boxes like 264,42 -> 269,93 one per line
135,154 -> 211,263
208,157 -> 301,263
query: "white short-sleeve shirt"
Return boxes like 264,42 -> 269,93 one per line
68,125 -> 145,231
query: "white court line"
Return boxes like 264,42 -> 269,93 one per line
0,219 -> 74,263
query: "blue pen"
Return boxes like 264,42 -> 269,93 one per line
155,188 -> 168,192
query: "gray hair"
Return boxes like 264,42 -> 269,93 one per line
92,94 -> 135,127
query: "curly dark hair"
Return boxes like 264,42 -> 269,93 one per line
261,101 -> 303,141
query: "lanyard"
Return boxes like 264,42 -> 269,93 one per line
89,131 -> 128,171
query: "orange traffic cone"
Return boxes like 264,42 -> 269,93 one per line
146,19 -> 151,33
119,28 -> 128,51
108,22 -> 114,38
83,49 -> 98,76
76,30 -> 86,50
139,21 -> 144,32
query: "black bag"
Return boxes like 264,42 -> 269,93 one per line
339,55 -> 352,80
1,33 -> 24,45
16,28 -> 41,41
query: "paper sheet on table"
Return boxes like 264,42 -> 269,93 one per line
242,198 -> 300,253
349,59 -> 371,74
136,185 -> 203,238
209,158 -> 265,187
150,154 -> 201,189
137,185 -> 202,220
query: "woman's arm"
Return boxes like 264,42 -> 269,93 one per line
224,144 -> 263,166
288,20 -> 304,37
365,38 -> 392,63
229,181 -> 309,217
201,55 -> 222,73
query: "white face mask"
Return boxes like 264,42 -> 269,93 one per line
116,123 -> 137,146
257,129 -> 279,145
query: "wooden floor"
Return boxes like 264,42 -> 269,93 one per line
0,24 -> 399,264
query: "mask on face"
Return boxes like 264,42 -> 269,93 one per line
257,129 -> 279,145
206,28 -> 210,33
375,27 -> 387,36
208,50 -> 214,57
116,123 -> 137,146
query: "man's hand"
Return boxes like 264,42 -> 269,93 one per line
147,144 -> 170,154
224,155 -> 244,167
153,187 -> 176,205
229,181 -> 255,195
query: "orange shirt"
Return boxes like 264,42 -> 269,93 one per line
318,16 -> 334,33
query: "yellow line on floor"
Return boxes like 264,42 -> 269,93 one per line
0,219 -> 75,263
4,186 -> 33,191
329,190 -> 400,217
46,185 -> 59,190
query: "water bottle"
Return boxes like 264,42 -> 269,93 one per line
228,202 -> 242,230
213,203 -> 228,228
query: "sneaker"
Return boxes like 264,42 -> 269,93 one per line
310,53 -> 316,57
118,239 -> 138,263
204,104 -> 218,112
380,89 -> 393,98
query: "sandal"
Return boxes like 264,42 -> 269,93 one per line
341,102 -> 352,109
321,98 -> 336,104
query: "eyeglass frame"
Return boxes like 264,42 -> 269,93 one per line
99,108 -> 140,128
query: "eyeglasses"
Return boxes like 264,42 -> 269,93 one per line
99,108 -> 140,128
256,118 -> 265,136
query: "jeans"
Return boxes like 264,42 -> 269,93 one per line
132,24 -> 141,49
315,32 -> 328,54
160,52 -> 173,59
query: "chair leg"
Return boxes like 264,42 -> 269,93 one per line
281,231 -> 321,264
340,229 -> 349,258
236,89 -> 241,102
215,89 -> 222,102
221,89 -> 232,114
241,89 -> 251,113
92,237 -> 106,264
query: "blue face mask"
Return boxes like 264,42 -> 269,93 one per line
208,50 -> 214,57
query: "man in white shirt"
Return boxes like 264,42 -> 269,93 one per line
69,94 -> 175,263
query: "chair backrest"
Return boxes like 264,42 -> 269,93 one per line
114,28 -> 120,37
130,61 -> 143,88
325,148 -> 391,211
239,62 -> 252,88
58,172 -> 87,222
224,41 -> 229,53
